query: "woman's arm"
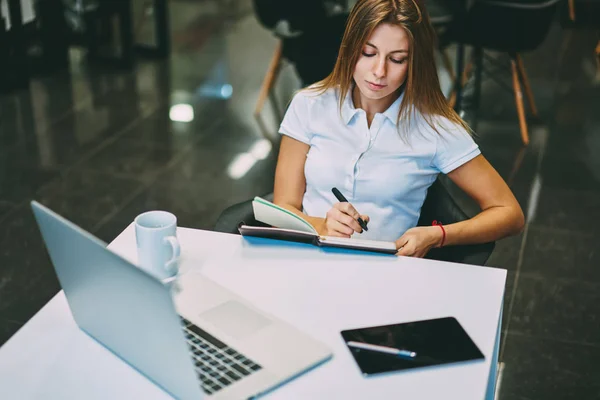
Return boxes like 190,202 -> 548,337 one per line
273,136 -> 367,237
396,155 -> 524,257
441,154 -> 525,245
273,136 -> 325,229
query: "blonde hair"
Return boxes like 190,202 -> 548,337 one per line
309,0 -> 470,136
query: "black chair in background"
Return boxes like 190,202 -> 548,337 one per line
444,0 -> 561,145
214,179 -> 495,266
252,0 -> 347,86
251,0 -> 347,137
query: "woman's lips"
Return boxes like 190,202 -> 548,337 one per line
366,81 -> 386,90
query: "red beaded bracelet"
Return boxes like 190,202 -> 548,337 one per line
432,220 -> 445,247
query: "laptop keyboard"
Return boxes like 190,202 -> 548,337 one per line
181,317 -> 262,395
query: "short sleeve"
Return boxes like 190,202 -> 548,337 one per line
279,91 -> 313,144
431,118 -> 481,174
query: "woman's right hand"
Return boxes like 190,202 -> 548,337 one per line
320,202 -> 369,238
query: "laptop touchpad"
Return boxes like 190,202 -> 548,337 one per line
200,300 -> 272,340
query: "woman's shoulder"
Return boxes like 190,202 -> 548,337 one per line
292,85 -> 338,107
415,114 -> 471,141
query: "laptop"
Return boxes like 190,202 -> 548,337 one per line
31,201 -> 332,399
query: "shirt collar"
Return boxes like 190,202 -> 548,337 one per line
341,86 -> 405,126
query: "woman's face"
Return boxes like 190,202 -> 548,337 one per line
352,23 -> 410,102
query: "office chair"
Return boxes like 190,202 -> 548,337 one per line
214,179 -> 495,266
251,1 -> 348,138
444,0 -> 561,146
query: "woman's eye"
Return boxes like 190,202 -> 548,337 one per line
361,52 -> 376,57
390,58 -> 407,64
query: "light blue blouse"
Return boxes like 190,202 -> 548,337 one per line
279,87 -> 480,241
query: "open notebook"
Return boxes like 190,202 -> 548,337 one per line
237,197 -> 397,255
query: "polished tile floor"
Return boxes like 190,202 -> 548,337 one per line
1,1 -> 600,398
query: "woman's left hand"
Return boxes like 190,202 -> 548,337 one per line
395,226 -> 443,258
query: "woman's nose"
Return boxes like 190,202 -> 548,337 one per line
372,57 -> 386,79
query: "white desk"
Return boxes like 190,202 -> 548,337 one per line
0,225 -> 505,399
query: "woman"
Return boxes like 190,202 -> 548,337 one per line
273,0 -> 524,258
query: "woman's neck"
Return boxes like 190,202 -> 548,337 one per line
351,85 -> 400,126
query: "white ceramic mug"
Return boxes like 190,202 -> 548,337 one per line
134,211 -> 181,281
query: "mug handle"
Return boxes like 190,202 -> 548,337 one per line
163,236 -> 181,275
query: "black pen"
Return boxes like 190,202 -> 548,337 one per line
331,187 -> 368,232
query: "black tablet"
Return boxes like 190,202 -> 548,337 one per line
341,317 -> 485,376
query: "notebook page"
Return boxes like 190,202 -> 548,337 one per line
252,197 -> 317,234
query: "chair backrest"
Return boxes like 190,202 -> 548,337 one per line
417,179 -> 495,266
252,0 -> 328,33
426,0 -> 469,25
251,0 -> 346,85
467,0 -> 560,52
214,193 -> 273,235
214,180 -> 495,266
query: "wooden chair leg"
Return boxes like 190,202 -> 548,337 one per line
507,146 -> 526,187
441,49 -> 456,82
461,61 -> 474,87
568,0 -> 576,21
596,39 -> 600,74
511,59 -> 529,146
448,60 -> 473,108
254,40 -> 283,118
515,53 -> 538,117
449,92 -> 457,109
